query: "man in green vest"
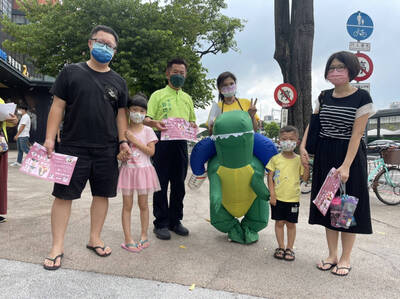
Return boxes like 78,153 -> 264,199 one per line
144,58 -> 196,240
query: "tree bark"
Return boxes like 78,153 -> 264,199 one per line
274,0 -> 314,136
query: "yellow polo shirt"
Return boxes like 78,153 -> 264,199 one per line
206,98 -> 260,127
218,98 -> 260,121
147,85 -> 196,122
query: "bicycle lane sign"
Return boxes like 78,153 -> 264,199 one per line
346,11 -> 373,41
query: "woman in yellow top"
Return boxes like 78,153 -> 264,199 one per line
208,72 -> 259,134
0,97 -> 18,223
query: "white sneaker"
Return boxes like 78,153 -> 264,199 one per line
10,162 -> 21,167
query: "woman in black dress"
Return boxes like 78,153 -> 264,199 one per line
300,51 -> 374,276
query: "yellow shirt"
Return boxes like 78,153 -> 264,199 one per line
266,153 -> 304,203
206,98 -> 260,126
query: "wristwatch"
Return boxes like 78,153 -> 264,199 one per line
119,140 -> 128,145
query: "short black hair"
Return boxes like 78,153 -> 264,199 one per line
19,104 -> 28,111
324,51 -> 361,81
279,125 -> 299,137
127,93 -> 148,110
166,58 -> 187,71
216,71 -> 237,101
90,25 -> 119,45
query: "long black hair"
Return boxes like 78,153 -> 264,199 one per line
216,71 -> 237,101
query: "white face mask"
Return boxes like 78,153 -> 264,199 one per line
221,84 -> 237,98
130,112 -> 145,123
280,140 -> 297,152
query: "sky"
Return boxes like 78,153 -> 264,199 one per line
195,0 -> 400,124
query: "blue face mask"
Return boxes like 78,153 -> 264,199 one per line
91,42 -> 114,64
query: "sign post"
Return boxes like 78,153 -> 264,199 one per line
281,109 -> 288,127
347,11 -> 374,93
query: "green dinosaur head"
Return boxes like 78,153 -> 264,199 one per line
212,110 -> 254,168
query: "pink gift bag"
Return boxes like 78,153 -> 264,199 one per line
313,168 -> 341,216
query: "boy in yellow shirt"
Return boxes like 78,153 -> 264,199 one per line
266,126 -> 309,261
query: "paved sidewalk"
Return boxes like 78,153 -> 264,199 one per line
0,259 -> 260,299
1,150 -> 400,298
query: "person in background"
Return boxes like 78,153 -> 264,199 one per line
10,104 -> 31,167
0,97 -> 18,223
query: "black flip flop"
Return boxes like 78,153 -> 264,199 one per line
284,248 -> 295,261
273,248 -> 285,260
86,244 -> 112,257
317,260 -> 337,271
43,253 -> 64,270
331,265 -> 352,276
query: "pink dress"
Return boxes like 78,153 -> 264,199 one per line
117,126 -> 161,196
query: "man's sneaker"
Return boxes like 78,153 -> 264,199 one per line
169,223 -> 189,236
9,162 -> 21,167
0,216 -> 7,223
153,227 -> 171,240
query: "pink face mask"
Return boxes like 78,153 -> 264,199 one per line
326,69 -> 350,86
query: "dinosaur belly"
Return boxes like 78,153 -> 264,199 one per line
216,164 -> 256,217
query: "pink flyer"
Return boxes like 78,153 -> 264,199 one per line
313,167 -> 341,216
161,118 -> 198,141
20,142 -> 78,186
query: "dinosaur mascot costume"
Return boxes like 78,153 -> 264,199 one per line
190,110 -> 278,244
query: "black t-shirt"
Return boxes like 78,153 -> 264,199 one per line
50,62 -> 128,147
320,88 -> 373,140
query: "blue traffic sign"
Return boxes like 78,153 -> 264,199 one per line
346,11 -> 373,41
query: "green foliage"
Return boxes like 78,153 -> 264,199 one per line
264,122 -> 280,140
1,0 -> 244,108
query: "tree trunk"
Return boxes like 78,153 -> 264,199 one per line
274,0 -> 314,137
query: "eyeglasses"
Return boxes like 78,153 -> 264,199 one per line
328,65 -> 346,72
90,38 -> 116,51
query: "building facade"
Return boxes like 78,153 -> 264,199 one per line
0,0 -> 55,145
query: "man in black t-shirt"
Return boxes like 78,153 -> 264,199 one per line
43,25 -> 130,271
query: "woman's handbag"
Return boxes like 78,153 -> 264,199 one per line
305,91 -> 325,155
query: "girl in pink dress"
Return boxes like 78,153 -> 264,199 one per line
117,94 -> 160,252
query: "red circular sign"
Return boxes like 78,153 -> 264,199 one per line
274,83 -> 298,108
355,53 -> 373,81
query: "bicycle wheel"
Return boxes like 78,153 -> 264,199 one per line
372,166 -> 400,205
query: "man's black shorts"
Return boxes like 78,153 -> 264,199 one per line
271,200 -> 300,223
52,144 -> 119,200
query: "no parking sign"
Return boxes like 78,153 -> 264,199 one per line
274,83 -> 298,108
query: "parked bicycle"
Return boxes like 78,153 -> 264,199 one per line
368,146 -> 400,205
